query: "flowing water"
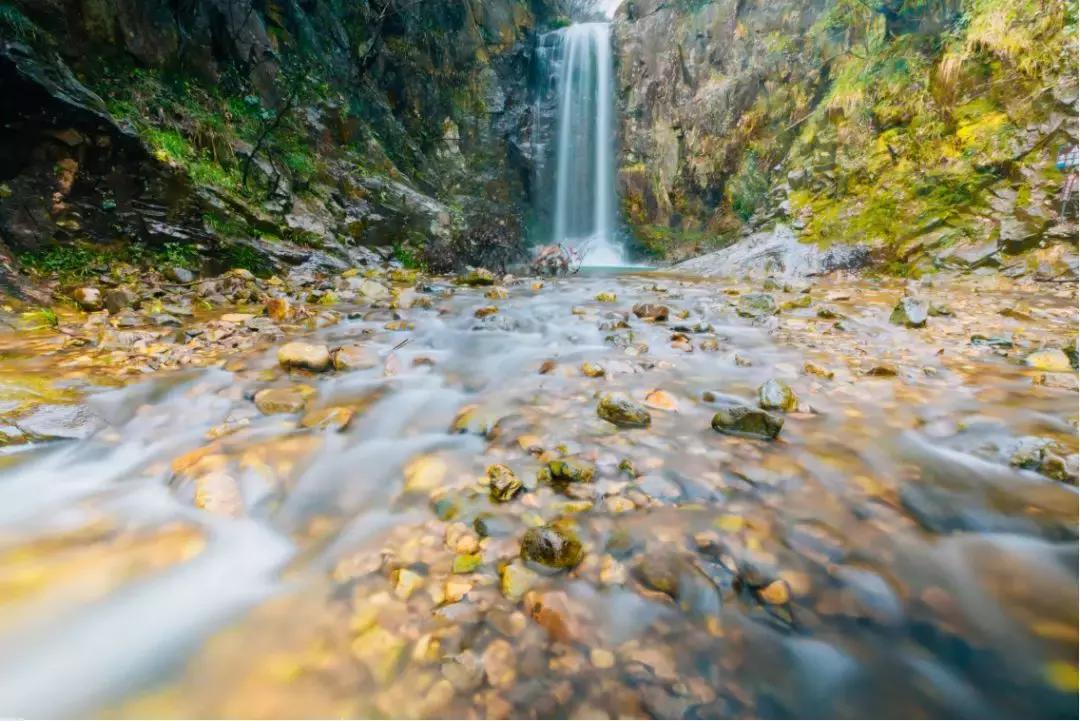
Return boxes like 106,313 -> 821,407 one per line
542,22 -> 624,267
0,270 -> 1076,718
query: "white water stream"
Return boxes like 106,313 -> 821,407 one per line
548,22 -> 624,266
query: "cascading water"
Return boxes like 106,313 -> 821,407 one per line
541,22 -> 624,266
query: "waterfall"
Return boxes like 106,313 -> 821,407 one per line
543,22 -> 623,266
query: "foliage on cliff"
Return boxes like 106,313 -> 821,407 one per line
616,0 -> 1078,275
0,0 -> 554,290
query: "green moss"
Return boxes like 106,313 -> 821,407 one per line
19,245 -> 110,278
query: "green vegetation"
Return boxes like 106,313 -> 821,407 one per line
783,0 -> 1075,262
728,150 -> 770,222
218,242 -> 274,277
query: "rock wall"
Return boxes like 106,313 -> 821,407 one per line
614,0 -> 1079,278
0,0 -> 561,295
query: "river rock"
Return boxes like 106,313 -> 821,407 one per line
758,378 -> 797,412
1025,348 -> 1072,372
354,278 -> 390,300
736,293 -> 776,318
266,296 -> 291,321
597,393 -> 651,427
595,291 -> 617,302
487,463 -> 523,502
581,361 -> 606,377
457,267 -> 495,286
278,342 -> 331,372
103,287 -> 137,314
711,403 -> 783,439
500,561 -> 539,600
254,384 -> 315,414
633,303 -> 669,321
521,525 -> 584,570
72,287 -> 103,311
165,266 -> 195,283
890,296 -> 928,327
331,344 -> 379,371
539,457 -> 595,484
300,406 -> 354,431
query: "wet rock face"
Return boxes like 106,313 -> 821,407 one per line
614,1 -> 831,235
1,0 -> 556,293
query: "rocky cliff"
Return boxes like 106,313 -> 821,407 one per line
0,0 -> 561,297
615,0 -> 1079,278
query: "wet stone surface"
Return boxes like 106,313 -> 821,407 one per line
0,267 -> 1076,718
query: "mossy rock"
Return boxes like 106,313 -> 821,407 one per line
711,403 -> 783,440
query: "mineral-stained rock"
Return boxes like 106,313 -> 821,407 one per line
487,463 -> 523,502
538,457 -> 596,485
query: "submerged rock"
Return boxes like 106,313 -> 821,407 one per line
633,303 -> 669,321
711,403 -> 783,439
889,296 -> 928,328
300,406 -> 354,431
487,464 -> 523,502
597,393 -> 651,428
595,291 -> 617,302
521,525 -> 584,570
331,344 -> 379,371
757,379 -> 797,412
581,361 -> 606,378
254,385 -> 315,414
539,457 -> 595,484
